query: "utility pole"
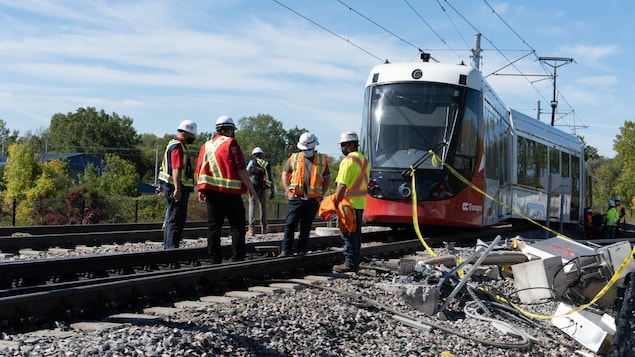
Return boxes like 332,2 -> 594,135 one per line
471,33 -> 482,70
538,57 -> 574,126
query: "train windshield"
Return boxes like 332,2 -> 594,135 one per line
368,83 -> 463,169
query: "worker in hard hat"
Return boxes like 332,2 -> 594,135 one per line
279,132 -> 331,257
196,115 -> 257,263
606,199 -> 619,239
158,119 -> 197,249
246,147 -> 276,236
332,130 -> 370,273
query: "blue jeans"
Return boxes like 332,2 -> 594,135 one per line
606,225 -> 616,239
341,209 -> 364,269
280,198 -> 320,254
162,185 -> 190,249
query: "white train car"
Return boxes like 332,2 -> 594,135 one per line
361,61 -> 587,228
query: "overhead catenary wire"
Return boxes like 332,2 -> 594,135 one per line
274,0 -> 584,132
403,0 -> 463,63
481,0 -> 586,130
272,0 -> 386,63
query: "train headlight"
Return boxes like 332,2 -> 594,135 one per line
368,180 -> 382,198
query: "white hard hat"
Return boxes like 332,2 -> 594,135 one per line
609,200 -> 615,207
215,115 -> 236,130
338,130 -> 359,144
178,120 -> 197,136
297,132 -> 319,150
252,147 -> 263,155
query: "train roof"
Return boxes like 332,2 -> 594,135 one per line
366,62 -> 484,91
510,109 -> 582,154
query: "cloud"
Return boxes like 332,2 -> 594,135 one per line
560,44 -> 621,63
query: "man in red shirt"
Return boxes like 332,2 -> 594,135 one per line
196,115 -> 256,263
158,120 -> 197,249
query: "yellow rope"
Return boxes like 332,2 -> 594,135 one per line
420,150 -> 634,319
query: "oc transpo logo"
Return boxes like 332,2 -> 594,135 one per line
461,202 -> 483,212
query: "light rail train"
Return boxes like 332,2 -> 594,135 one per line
360,61 -> 590,228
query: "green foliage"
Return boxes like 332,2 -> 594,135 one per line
577,135 -> 599,161
100,153 -> 140,196
3,142 -> 40,205
235,114 -> 291,166
46,107 -> 147,177
78,163 -> 101,191
590,157 -> 621,211
27,158 -> 72,200
48,107 -> 140,155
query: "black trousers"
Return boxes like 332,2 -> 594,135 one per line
204,189 -> 246,260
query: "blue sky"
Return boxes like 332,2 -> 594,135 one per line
0,0 -> 632,158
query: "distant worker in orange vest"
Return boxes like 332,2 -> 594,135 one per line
332,131 -> 370,273
196,115 -> 256,264
279,132 -> 330,257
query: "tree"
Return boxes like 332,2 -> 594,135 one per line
46,106 -> 142,168
3,142 -> 40,204
99,154 -> 139,196
577,135 -> 600,161
612,120 -> 635,207
27,159 -> 71,201
0,118 -> 20,156
235,114 -> 289,166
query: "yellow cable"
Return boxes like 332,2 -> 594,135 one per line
427,150 -> 569,240
424,150 -> 635,319
410,166 -> 437,257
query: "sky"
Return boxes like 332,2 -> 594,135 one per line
0,0 -> 633,159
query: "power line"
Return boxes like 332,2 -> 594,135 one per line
481,0 -> 586,130
272,0 -> 387,63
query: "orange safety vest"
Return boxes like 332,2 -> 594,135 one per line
197,136 -> 246,194
318,194 -> 356,234
288,152 -> 328,199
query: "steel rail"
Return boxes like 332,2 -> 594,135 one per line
0,222 -> 548,330
0,219 -> 325,251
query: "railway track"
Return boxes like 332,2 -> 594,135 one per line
0,221 -> 534,332
0,219 -> 312,252
1,220 -> 622,333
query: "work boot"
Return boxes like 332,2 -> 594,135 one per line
332,264 -> 357,273
277,251 -> 289,257
262,226 -> 268,234
246,230 -> 255,237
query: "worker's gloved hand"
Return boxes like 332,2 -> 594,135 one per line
269,190 -> 275,200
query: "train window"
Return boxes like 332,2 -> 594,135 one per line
562,153 -> 570,177
571,155 -> 581,220
517,138 -> 547,188
549,147 -> 560,175
536,143 -> 547,188
452,90 -> 482,177
367,83 -> 462,169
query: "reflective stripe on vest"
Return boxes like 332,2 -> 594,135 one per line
345,152 -> 369,198
158,139 -> 194,187
288,152 -> 327,198
256,158 -> 272,187
198,136 -> 243,191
